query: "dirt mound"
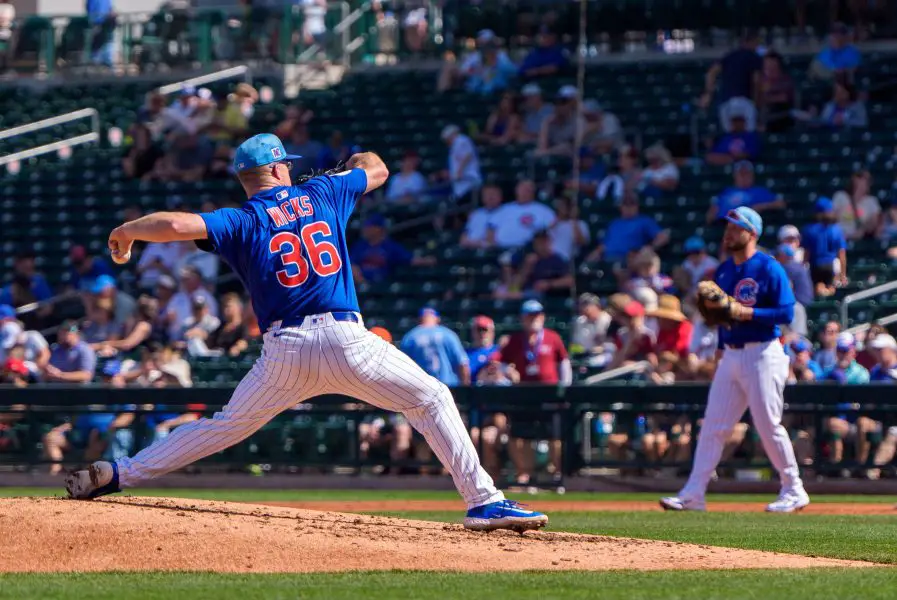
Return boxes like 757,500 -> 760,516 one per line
256,499 -> 897,515
0,497 -> 876,573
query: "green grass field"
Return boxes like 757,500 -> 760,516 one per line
2,489 -> 896,599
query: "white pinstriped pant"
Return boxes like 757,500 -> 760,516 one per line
679,340 -> 804,502
116,313 -> 504,509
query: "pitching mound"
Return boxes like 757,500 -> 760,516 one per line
0,497 -> 875,573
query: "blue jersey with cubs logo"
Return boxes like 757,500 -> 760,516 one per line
198,169 -> 367,333
715,250 -> 794,346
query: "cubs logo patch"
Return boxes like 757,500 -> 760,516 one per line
734,278 -> 759,306
271,147 -> 283,159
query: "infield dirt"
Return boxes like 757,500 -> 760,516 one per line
0,497 -> 881,572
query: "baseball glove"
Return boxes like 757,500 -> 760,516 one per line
696,281 -> 747,327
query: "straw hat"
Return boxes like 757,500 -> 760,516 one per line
649,294 -> 687,322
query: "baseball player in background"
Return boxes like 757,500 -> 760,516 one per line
660,206 -> 810,513
65,133 -> 548,533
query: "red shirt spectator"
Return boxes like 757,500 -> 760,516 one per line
649,295 -> 694,358
500,300 -> 569,384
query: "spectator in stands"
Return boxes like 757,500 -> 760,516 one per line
320,130 -> 359,171
122,123 -> 164,179
824,333 -> 869,383
673,236 -> 718,296
536,85 -> 583,157
548,195 -> 589,261
177,294 -> 221,348
649,295 -> 693,359
0,307 -> 50,372
759,51 -> 795,132
274,104 -> 314,141
486,179 -> 556,249
699,30 -> 762,132
582,100 -> 623,155
513,230 -> 573,299
149,134 -> 215,183
649,351 -> 680,385
178,237 -> 220,284
164,266 -> 219,340
283,125 -> 325,176
87,0 -> 116,67
640,143 -> 679,197
705,114 -> 762,166
94,295 -> 162,357
478,92 -> 521,146
814,321 -> 842,371
161,88 -> 201,137
80,293 -> 122,347
623,248 -> 674,296
136,240 -> 190,291
790,338 -> 823,381
832,169 -> 881,240
518,83 -> 554,144
0,4 -> 14,71
597,145 -> 642,204
707,162 -> 784,222
879,200 -> 897,245
570,293 -> 612,365
350,214 -> 433,284
778,224 -> 805,263
43,321 -> 96,384
2,356 -> 29,387
438,29 -> 516,95
400,1 -> 428,53
810,22 -> 861,83
868,333 -> 897,381
476,352 -> 518,387
460,184 -> 503,248
400,308 -> 470,386
824,334 -> 876,468
66,245 -> 113,293
88,275 -> 136,331
566,147 -> 607,199
855,323 -> 886,370
187,293 -> 249,358
205,84 -> 257,146
821,81 -> 868,129
586,195 -> 668,263
803,197 -> 848,297
777,244 -> 814,334
467,315 -> 499,383
609,296 -> 656,368
386,151 -> 428,205
519,25 -> 568,79
0,250 -> 52,310
434,125 -> 482,200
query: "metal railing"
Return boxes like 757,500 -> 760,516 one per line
154,65 -> 253,97
840,280 -> 897,327
0,108 -> 101,167
845,311 -> 897,336
583,361 -> 650,385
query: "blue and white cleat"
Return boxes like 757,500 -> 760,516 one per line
463,499 -> 548,532
65,461 -> 121,500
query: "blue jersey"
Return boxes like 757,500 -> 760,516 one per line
400,324 -> 469,386
199,169 -> 367,333
715,251 -> 794,347
801,222 -> 846,267
467,344 -> 499,382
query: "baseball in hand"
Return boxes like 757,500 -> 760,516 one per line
111,249 -> 131,264
108,229 -> 133,265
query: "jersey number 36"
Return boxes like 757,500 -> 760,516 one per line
268,222 -> 342,288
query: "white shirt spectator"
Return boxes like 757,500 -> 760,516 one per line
681,255 -> 719,293
571,312 -> 612,350
549,219 -> 590,260
162,99 -> 199,136
642,162 -> 679,187
138,242 -> 190,288
386,171 -> 428,203
179,313 -> 222,341
448,133 -> 482,197
488,202 -> 556,248
689,317 -> 718,361
464,206 -> 501,245
832,190 -> 881,239
165,289 -> 219,340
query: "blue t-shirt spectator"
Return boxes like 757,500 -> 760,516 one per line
49,340 -> 97,377
520,46 -> 568,78
400,324 -> 469,386
869,364 -> 897,382
715,185 -> 776,216
711,132 -> 761,161
602,216 -> 662,261
782,261 -> 814,306
350,238 -> 412,283
801,222 -> 847,267
816,45 -> 861,72
86,0 -> 113,24
467,344 -> 499,382
0,274 -> 52,306
719,47 -> 763,101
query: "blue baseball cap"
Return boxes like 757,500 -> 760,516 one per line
91,274 -> 117,294
521,299 -> 544,315
233,133 -> 301,173
776,243 -> 796,258
790,339 -> 811,353
684,236 -> 705,253
0,304 -> 15,320
724,206 -> 762,236
815,197 -> 834,213
419,307 -> 440,319
363,213 -> 386,228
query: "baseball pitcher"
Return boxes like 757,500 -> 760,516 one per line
661,206 -> 810,513
66,133 -> 547,532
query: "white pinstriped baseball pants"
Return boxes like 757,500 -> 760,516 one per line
679,340 -> 804,502
116,313 -> 505,509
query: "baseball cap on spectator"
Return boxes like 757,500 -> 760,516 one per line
777,244 -> 796,258
91,274 -> 117,295
521,83 -> 542,97
3,357 -> 28,377
557,85 -> 578,100
870,334 -> 897,350
0,304 -> 15,321
191,293 -> 208,309
419,307 -> 440,319
815,197 -> 834,213
440,124 -> 460,140
734,160 -> 754,172
69,245 -> 87,262
472,315 -> 495,330
157,274 -> 177,290
61,320 -> 80,334
684,236 -> 706,253
369,326 -> 393,343
197,87 -> 213,100
836,332 -> 856,352
181,86 -> 197,97
724,206 -> 763,236
233,133 -> 301,172
622,299 -> 646,318
521,299 -> 544,315
790,339 -> 811,353
778,224 -> 800,241
578,293 -> 600,307
363,213 -> 386,228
